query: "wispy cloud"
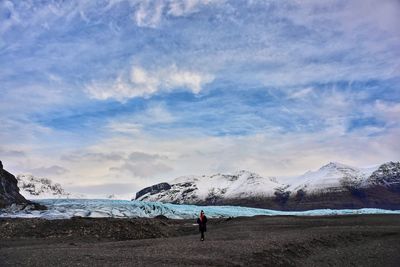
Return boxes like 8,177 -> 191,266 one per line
25,165 -> 69,177
85,64 -> 214,102
134,0 -> 165,28
286,87 -> 314,100
133,0 -> 222,28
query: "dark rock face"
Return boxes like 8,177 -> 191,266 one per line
0,160 -> 29,208
367,162 -> 400,191
136,182 -> 199,203
135,182 -> 172,200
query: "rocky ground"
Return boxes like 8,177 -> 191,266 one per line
1,214 -> 400,266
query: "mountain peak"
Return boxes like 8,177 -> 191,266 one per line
234,170 -> 263,178
367,161 -> 400,188
319,162 -> 351,170
16,174 -> 70,199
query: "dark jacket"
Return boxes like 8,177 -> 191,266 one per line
197,216 -> 207,232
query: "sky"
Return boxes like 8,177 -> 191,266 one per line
0,0 -> 399,198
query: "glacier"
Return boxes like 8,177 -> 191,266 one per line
1,199 -> 400,220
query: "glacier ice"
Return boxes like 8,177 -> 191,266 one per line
1,199 -> 400,220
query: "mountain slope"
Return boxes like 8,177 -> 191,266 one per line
16,174 -> 71,199
366,162 -> 400,189
286,162 -> 370,194
136,170 -> 283,204
134,161 -> 400,210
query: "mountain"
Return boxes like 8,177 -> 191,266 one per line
135,170 -> 283,204
366,161 -> 400,189
16,174 -> 72,199
0,161 -> 45,210
284,162 -> 375,193
134,161 -> 400,210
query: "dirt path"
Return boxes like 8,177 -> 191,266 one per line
1,215 -> 400,266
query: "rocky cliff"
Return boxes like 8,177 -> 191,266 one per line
0,161 -> 45,210
0,160 -> 30,208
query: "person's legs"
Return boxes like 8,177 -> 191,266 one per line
200,230 -> 204,241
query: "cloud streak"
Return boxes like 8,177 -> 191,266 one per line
85,64 -> 214,102
133,0 -> 222,28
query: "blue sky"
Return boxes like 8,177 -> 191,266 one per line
1,0 -> 399,198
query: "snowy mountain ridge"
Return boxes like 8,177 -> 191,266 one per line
286,162 -> 372,193
136,170 -> 283,204
16,174 -> 81,199
134,161 -> 400,208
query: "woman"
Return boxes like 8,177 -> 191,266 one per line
196,210 -> 207,241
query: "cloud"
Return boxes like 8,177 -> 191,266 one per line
61,152 -> 124,162
110,162 -> 172,178
85,64 -> 214,102
26,165 -> 69,177
128,151 -> 168,161
109,151 -> 172,178
133,0 -> 222,28
370,100 -> 400,126
107,103 -> 176,134
75,120 -> 400,182
0,148 -> 26,158
0,1 -> 20,35
106,122 -> 142,135
134,0 -> 165,28
66,182 -> 137,195
167,0 -> 220,17
287,87 -> 314,100
143,104 -> 176,124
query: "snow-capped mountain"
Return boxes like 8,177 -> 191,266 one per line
134,161 -> 400,210
366,162 -> 400,188
15,174 -> 131,200
286,162 -> 372,194
16,174 -> 72,199
135,170 -> 283,204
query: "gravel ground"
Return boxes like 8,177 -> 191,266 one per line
1,215 -> 400,266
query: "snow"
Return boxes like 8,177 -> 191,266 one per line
285,162 -> 369,193
16,174 -> 131,200
139,170 -> 283,203
360,164 -> 380,177
135,162 -> 385,203
16,174 -> 74,199
1,199 -> 399,220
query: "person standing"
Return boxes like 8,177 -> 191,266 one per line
197,210 -> 207,241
